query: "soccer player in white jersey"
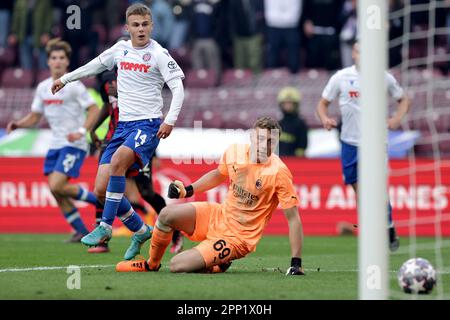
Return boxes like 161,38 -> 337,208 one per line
51,3 -> 185,259
6,39 -> 100,243
316,42 -> 410,251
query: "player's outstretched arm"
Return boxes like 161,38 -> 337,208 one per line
168,169 -> 227,199
283,206 -> 305,275
388,95 -> 411,130
6,112 -> 42,133
316,98 -> 337,131
51,58 -> 109,95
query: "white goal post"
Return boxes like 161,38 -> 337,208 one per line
358,0 -> 389,300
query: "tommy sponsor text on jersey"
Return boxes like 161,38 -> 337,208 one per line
32,77 -> 95,151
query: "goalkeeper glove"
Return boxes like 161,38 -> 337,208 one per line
286,257 -> 305,276
168,180 -> 194,199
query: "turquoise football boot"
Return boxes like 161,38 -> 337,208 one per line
124,225 -> 153,260
81,225 -> 112,247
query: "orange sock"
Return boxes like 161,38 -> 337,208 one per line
147,227 -> 173,270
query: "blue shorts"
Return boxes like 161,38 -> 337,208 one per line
44,146 -> 87,178
99,119 -> 161,174
341,140 -> 358,185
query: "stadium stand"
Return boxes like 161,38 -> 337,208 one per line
0,1 -> 448,158
1,66 -> 449,158
221,69 -> 254,87
185,69 -> 218,88
0,68 -> 34,88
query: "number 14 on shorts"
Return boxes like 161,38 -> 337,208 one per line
134,129 -> 147,148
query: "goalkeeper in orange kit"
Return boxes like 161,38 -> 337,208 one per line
116,117 -> 305,275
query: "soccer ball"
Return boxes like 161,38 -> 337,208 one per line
397,258 -> 437,294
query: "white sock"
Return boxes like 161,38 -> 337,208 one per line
135,224 -> 148,235
100,221 -> 113,230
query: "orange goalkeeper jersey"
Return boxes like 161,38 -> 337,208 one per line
217,144 -> 299,252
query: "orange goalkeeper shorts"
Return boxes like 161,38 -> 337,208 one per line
184,202 -> 250,268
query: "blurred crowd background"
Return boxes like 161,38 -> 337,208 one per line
1,0 -> 449,75
0,0 -> 449,158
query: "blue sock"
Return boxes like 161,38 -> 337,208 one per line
121,212 -> 145,232
388,202 -> 393,227
102,176 -> 126,226
75,186 -> 97,205
116,197 -> 145,232
64,208 -> 89,235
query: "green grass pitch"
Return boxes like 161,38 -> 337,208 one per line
0,234 -> 448,299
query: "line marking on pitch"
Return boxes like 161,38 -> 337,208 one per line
263,267 -> 450,275
0,264 -> 115,273
1,265 -> 449,275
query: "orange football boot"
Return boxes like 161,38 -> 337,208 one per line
116,259 -> 150,272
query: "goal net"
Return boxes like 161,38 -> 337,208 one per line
387,0 -> 450,299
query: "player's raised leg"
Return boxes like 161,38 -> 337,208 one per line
82,146 -> 151,252
119,195 -> 153,260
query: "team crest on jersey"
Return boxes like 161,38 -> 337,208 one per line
143,53 -> 151,62
167,61 -> 178,69
124,50 -> 128,56
255,179 -> 263,189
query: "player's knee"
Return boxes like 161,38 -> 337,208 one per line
48,181 -> 64,197
158,207 -> 175,226
109,150 -> 133,176
108,160 -> 125,176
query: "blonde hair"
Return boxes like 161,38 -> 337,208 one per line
253,117 -> 282,137
126,3 -> 152,22
46,38 -> 72,59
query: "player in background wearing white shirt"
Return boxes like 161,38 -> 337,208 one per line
51,3 -> 185,260
6,39 -> 100,243
316,42 -> 410,251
